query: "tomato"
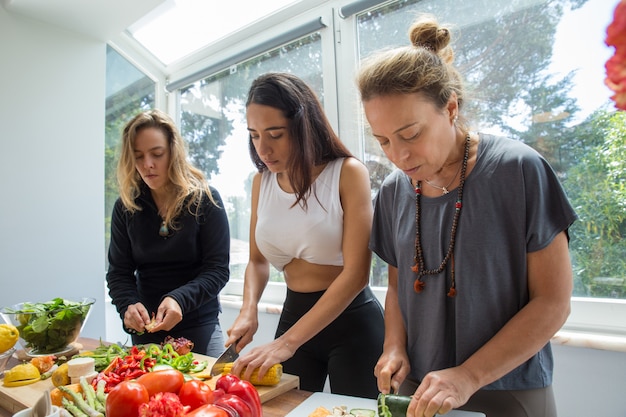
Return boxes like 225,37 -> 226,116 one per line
105,380 -> 150,417
185,403 -> 230,417
214,393 -> 252,417
178,379 -> 214,410
136,369 -> 185,398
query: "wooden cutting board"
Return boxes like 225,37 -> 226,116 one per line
0,351 -> 299,414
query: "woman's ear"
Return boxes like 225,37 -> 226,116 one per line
446,92 -> 459,123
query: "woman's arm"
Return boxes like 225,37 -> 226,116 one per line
375,265 -> 410,394
106,199 -> 141,319
226,173 -> 270,349
409,231 -> 573,417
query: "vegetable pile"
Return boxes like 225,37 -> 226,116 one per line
57,371 -> 263,417
85,342 -> 208,392
4,337 -> 272,417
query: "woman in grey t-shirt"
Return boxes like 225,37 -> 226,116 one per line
356,15 -> 577,417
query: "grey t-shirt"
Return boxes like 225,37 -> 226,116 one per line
370,133 -> 577,390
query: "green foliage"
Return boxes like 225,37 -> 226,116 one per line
565,110 -> 626,297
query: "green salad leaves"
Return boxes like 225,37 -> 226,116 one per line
5,297 -> 93,354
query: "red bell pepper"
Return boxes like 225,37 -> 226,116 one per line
214,393 -> 252,417
215,373 -> 240,392
214,374 -> 261,417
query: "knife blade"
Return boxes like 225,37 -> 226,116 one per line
210,338 -> 240,376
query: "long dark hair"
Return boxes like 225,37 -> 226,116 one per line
246,72 -> 352,208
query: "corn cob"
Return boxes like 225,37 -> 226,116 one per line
221,362 -> 282,386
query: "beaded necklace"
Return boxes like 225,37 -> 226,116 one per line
411,133 -> 471,297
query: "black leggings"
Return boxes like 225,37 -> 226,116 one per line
276,286 -> 384,399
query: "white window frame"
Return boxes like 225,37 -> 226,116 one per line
109,0 -> 626,346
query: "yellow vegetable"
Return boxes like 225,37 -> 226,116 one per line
0,323 -> 19,353
3,363 -> 41,387
221,362 -> 282,386
51,363 -> 70,387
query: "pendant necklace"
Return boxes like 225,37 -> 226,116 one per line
157,201 -> 170,237
159,220 -> 169,237
412,133 -> 471,297
424,158 -> 463,195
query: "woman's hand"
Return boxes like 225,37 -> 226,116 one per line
230,337 -> 294,382
225,309 -> 259,353
149,296 -> 183,332
374,346 -> 410,394
407,366 -> 478,417
123,302 -> 151,333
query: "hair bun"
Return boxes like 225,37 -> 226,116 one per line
408,15 -> 453,62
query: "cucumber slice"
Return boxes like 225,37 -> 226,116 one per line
151,364 -> 175,371
349,408 -> 376,417
377,393 -> 412,417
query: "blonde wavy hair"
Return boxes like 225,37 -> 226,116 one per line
116,109 -> 216,230
356,14 -> 468,132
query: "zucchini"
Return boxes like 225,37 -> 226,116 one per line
377,393 -> 412,417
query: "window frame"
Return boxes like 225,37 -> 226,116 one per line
109,0 -> 626,343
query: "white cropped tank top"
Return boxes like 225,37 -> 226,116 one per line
255,158 -> 345,271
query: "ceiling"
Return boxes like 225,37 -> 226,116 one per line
1,0 -> 165,41
1,0 -> 305,65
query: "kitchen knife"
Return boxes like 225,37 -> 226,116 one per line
210,338 -> 240,376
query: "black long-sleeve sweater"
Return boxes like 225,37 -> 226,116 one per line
106,185 -> 230,336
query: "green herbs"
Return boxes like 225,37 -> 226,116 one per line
5,297 -> 93,354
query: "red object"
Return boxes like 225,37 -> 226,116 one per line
214,393 -> 253,417
185,404 -> 230,417
214,373 -> 240,392
163,336 -> 195,355
93,345 -> 158,392
211,388 -> 226,401
105,380 -> 150,417
215,374 -> 262,417
136,369 -> 185,398
139,392 -> 189,417
605,0 -> 626,110
178,380 -> 215,411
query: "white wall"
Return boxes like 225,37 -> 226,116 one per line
0,7 -> 106,340
552,344 -> 626,416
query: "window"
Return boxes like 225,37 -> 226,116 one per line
105,45 -> 156,257
178,33 -> 323,286
112,0 -> 625,336
357,0 -> 624,302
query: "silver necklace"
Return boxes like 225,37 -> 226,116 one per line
424,157 -> 463,195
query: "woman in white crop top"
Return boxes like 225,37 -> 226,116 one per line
224,73 -> 384,398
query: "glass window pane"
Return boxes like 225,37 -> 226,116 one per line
105,45 -> 155,259
179,33 -> 323,282
357,0 -> 621,298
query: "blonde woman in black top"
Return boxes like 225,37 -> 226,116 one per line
106,109 -> 230,356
